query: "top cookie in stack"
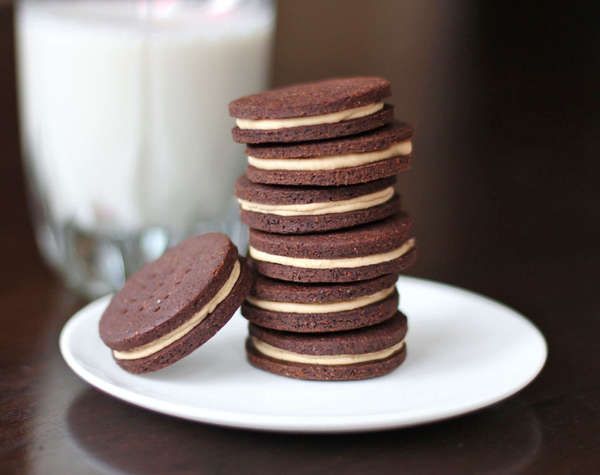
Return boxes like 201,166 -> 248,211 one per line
230,77 -> 394,144
229,77 -> 415,381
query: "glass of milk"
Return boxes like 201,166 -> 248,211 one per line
16,0 -> 275,297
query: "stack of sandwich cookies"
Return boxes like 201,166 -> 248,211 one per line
99,234 -> 252,374
229,76 -> 416,381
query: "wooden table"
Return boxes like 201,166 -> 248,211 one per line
1,2 -> 598,474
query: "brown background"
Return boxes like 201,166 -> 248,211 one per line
1,1 -> 599,474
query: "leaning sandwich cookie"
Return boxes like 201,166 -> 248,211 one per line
246,311 -> 408,381
99,233 -> 252,374
229,77 -> 394,144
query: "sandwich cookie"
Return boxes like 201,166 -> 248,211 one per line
248,213 -> 416,283
246,311 -> 408,381
99,233 -> 252,374
229,77 -> 393,144
245,122 -> 413,186
235,175 -> 399,234
242,273 -> 400,333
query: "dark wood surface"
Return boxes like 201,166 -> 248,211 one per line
1,1 -> 598,474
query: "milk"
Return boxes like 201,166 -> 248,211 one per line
16,0 -> 274,234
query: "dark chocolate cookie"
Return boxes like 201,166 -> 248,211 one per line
243,122 -> 413,185
242,273 -> 400,332
248,214 -> 416,283
99,233 -> 252,373
246,121 -> 413,159
229,77 -> 393,143
246,311 -> 408,381
236,175 -> 399,234
232,106 -> 394,144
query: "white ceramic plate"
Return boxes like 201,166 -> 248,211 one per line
60,276 -> 547,433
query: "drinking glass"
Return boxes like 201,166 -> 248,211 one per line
15,0 -> 275,297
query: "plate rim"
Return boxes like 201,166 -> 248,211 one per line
59,276 -> 548,433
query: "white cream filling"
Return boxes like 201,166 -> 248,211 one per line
113,260 -> 241,361
251,337 -> 405,365
237,187 -> 394,217
249,238 -> 415,270
246,285 -> 395,314
248,140 -> 412,171
236,102 -> 384,130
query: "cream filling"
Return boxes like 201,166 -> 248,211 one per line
249,238 -> 415,270
236,102 -> 384,130
246,285 -> 395,314
248,140 -> 412,171
251,337 -> 405,365
238,187 -> 394,217
113,261 -> 241,361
